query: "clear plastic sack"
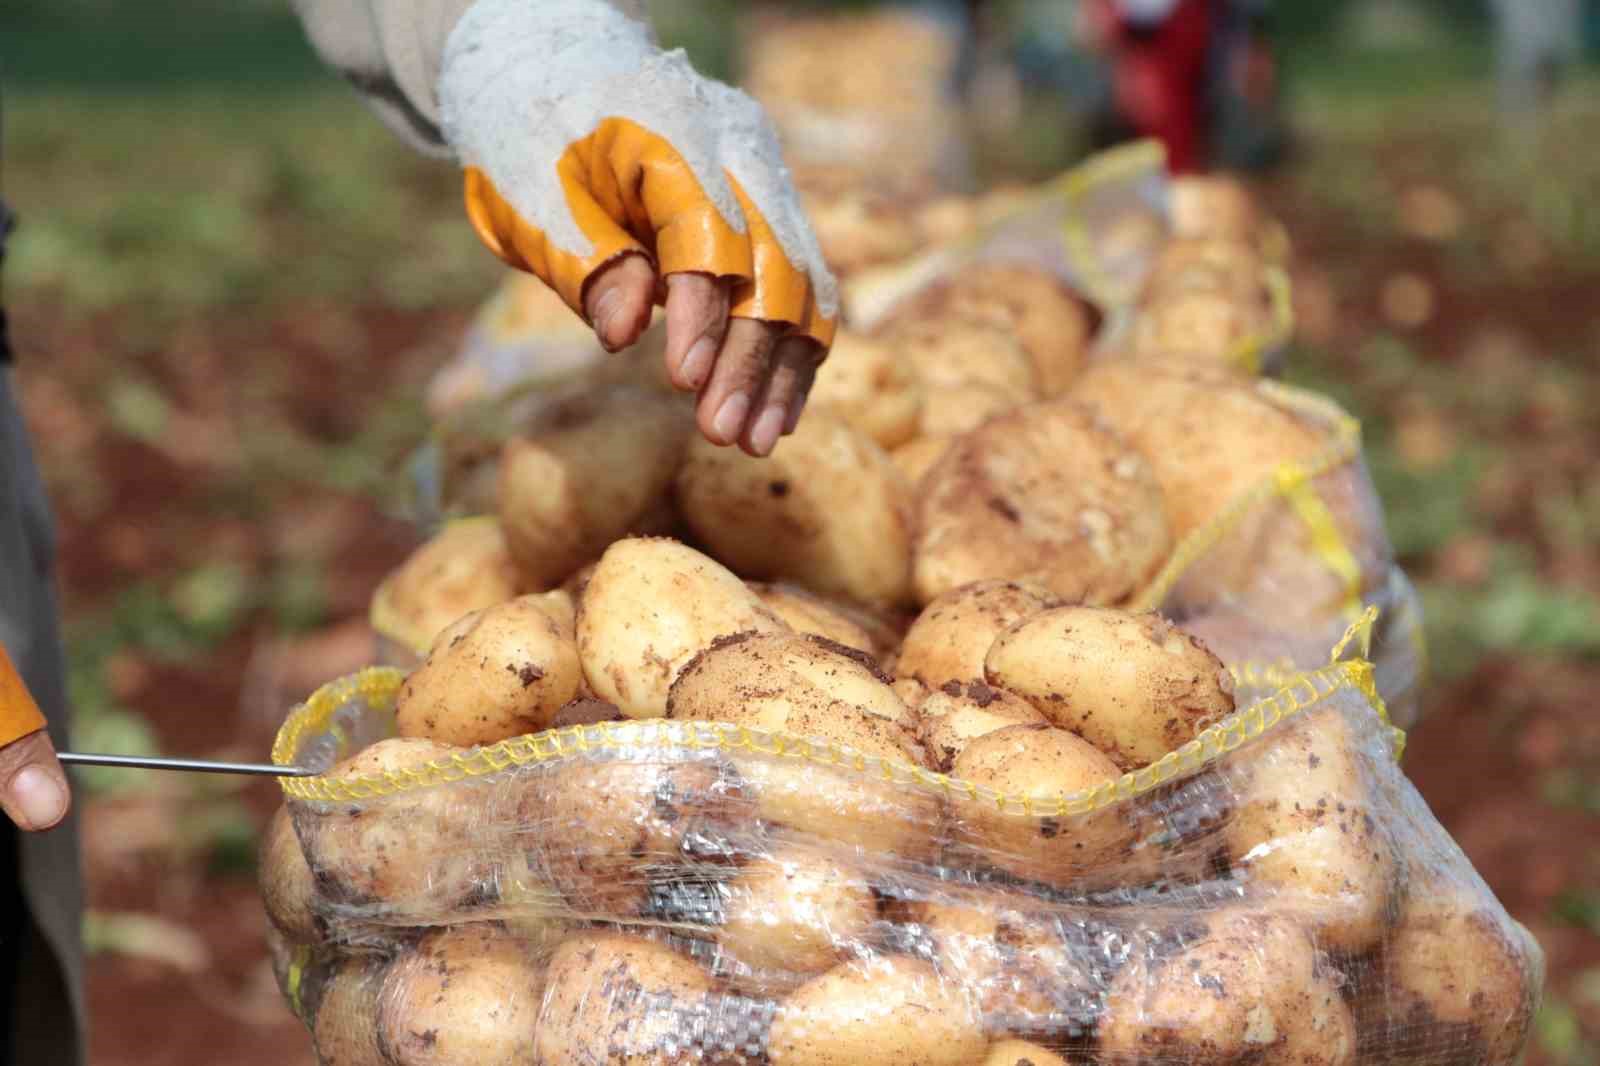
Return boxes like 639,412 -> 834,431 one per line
262,634 -> 1537,1066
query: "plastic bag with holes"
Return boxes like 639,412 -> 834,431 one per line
260,620 -> 1537,1066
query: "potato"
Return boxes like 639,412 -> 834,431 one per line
675,412 -> 914,608
802,187 -> 923,275
535,932 -> 719,1066
312,958 -> 390,1066
981,1041 -> 1069,1066
897,580 -> 1058,691
668,632 -> 917,745
1129,288 -> 1274,369
891,676 -> 930,709
912,402 -> 1171,606
577,538 -> 789,719
806,329 -> 923,449
896,264 -> 1095,396
1171,175 -> 1262,242
890,436 -> 952,487
497,384 -> 694,589
948,724 -> 1129,882
668,633 -> 939,858
751,582 -> 891,660
878,315 -> 1039,401
1223,705 -> 1400,955
916,195 -> 980,246
917,684 -> 1045,772
767,955 -> 985,1066
919,383 -> 1016,438
374,519 -> 523,655
1070,365 -> 1391,617
378,926 -> 542,1066
1141,237 -> 1268,303
549,696 -> 624,727
302,738 -> 483,910
1100,910 -> 1354,1066
984,606 -> 1235,771
395,595 -> 582,746
1371,880 -> 1542,1066
521,752 -> 748,916
259,803 -> 319,942
717,843 -> 877,985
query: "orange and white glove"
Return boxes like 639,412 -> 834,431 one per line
440,0 -> 839,456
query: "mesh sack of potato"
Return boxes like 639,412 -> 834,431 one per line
738,7 -> 972,196
262,572 -> 1538,1066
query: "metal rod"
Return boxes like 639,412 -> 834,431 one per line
58,752 -> 318,778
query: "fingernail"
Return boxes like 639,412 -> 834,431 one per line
592,287 -> 621,341
13,767 -> 65,830
679,337 -> 717,390
750,405 -> 787,456
712,393 -> 750,444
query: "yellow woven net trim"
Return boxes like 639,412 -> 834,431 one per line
1224,264 -> 1296,376
1130,381 -> 1365,618
273,612 -> 1403,816
1058,139 -> 1169,308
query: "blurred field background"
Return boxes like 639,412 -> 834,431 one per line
2,1 -> 1598,1063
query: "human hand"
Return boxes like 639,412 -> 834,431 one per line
0,643 -> 69,832
443,0 -> 837,457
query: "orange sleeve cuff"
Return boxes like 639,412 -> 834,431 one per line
0,642 -> 47,749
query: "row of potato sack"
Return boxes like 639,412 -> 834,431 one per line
260,581 -> 1538,1066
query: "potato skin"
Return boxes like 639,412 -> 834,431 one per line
912,402 -> 1171,606
497,384 -> 694,589
767,955 -> 985,1066
378,925 -> 542,1066
879,315 -> 1040,402
1223,706 -> 1401,955
535,932 -> 718,1066
576,538 -> 789,719
751,582 -> 894,660
981,1040 -> 1069,1066
717,844 -> 878,986
806,329 -> 923,449
889,435 -> 951,488
675,412 -> 915,608
312,957 -> 391,1066
376,518 -> 523,654
985,606 -> 1235,771
897,579 -> 1058,691
916,684 -> 1045,773
395,594 -> 581,747
919,383 -> 1023,438
259,803 -> 319,942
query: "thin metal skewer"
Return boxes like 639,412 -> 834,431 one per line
58,752 -> 319,778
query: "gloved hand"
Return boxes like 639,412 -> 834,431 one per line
441,0 -> 839,457
0,642 -> 69,832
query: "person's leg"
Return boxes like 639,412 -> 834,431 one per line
0,822 -> 18,1065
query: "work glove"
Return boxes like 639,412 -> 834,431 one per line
441,0 -> 838,456
0,642 -> 69,832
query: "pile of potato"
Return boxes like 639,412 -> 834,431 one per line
264,171 -> 1522,1063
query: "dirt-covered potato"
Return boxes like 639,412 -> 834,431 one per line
912,402 -> 1171,606
535,932 -> 719,1066
577,538 -> 789,719
767,955 -> 986,1066
668,633 -> 939,858
1224,705 -> 1400,955
897,579 -> 1058,691
312,957 -> 390,1066
676,412 -> 914,608
1100,910 -> 1355,1066
1071,364 -> 1390,617
378,925 -> 543,1066
497,384 -> 694,589
918,383 -> 1017,438
395,595 -> 582,746
301,738 -> 482,910
1171,175 -> 1263,242
717,843 -> 878,986
981,1041 -> 1069,1066
947,724 -> 1127,882
916,684 -> 1046,773
984,606 -> 1235,770
751,583 -> 894,660
1141,237 -> 1269,303
520,752 -> 748,916
1369,881 -> 1542,1066
374,519 -> 523,655
806,329 -> 923,449
878,315 -> 1039,402
1129,287 -> 1275,369
259,804 -> 319,942
801,186 -> 923,276
890,436 -> 952,488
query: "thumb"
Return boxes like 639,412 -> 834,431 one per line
0,730 -> 71,832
